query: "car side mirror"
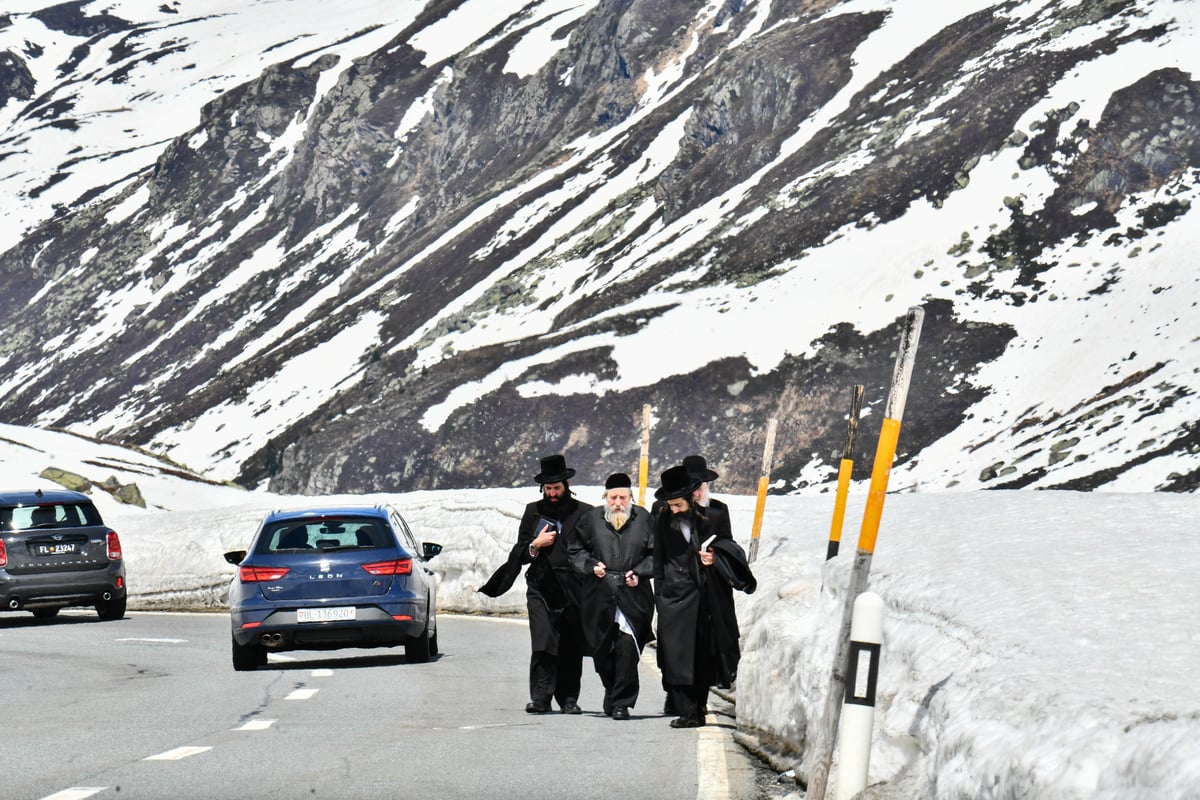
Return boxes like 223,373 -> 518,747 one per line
223,550 -> 247,565
422,542 -> 442,560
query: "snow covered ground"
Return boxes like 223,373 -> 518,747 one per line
3,424 -> 1197,798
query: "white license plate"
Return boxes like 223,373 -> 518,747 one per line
36,543 -> 78,556
296,606 -> 356,623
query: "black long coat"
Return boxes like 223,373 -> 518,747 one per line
479,496 -> 591,653
567,505 -> 656,655
653,506 -> 750,687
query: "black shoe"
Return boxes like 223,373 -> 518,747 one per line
670,715 -> 703,728
561,701 -> 582,714
526,701 -> 551,713
612,706 -> 630,721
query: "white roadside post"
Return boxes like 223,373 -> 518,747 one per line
835,591 -> 884,800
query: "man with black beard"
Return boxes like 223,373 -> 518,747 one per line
479,455 -> 591,714
653,465 -> 755,728
568,472 -> 655,721
654,454 -> 734,714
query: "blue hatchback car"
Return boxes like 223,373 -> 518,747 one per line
223,504 -> 442,670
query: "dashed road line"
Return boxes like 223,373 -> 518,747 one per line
235,719 -> 276,731
144,746 -> 212,761
39,789 -> 106,800
286,688 -> 319,700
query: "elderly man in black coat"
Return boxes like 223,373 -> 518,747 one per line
653,465 -> 755,729
567,472 -> 655,721
479,455 -> 591,714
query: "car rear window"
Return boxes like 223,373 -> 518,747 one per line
256,517 -> 390,553
1,502 -> 103,532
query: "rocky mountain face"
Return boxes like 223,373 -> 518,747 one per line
1,0 -> 1197,495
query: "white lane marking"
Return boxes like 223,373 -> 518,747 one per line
116,637 -> 187,644
286,688 -> 319,700
311,668 -> 334,677
235,719 -> 276,731
643,643 -> 737,800
459,723 -> 509,731
144,746 -> 212,761
697,719 -> 732,800
38,789 -> 106,800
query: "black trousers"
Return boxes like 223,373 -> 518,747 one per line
529,605 -> 585,707
665,614 -> 716,719
593,630 -> 641,710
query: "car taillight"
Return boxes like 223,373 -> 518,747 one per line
239,565 -> 290,582
106,530 -> 123,560
0,540 -> 6,568
362,558 -> 412,576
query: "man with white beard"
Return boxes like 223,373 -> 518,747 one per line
568,472 -> 655,721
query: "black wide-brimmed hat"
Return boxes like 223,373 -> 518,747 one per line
682,454 -> 719,483
535,454 -> 575,484
654,464 -> 701,501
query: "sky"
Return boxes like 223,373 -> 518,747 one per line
2,423 -> 1197,799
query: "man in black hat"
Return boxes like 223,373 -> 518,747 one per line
653,464 -> 755,728
567,472 -> 655,721
479,454 -> 591,714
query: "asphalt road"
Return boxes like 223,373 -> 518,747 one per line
1,611 -> 764,800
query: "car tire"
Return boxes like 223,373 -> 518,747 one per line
32,607 -> 61,619
429,626 -> 439,657
232,637 -> 267,671
96,595 -> 127,620
406,619 -> 432,663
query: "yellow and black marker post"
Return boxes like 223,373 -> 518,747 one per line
637,404 -> 651,507
804,305 -> 924,800
826,384 -> 864,560
747,417 -> 777,563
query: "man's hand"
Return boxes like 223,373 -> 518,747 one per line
624,570 -> 639,587
531,523 -> 557,550
593,561 -> 607,578
699,549 -> 715,567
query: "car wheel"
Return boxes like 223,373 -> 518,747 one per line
406,619 -> 432,663
96,596 -> 127,620
232,637 -> 267,671
32,607 -> 61,619
429,626 -> 439,657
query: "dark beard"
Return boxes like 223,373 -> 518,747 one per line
668,506 -> 700,532
537,495 -> 573,518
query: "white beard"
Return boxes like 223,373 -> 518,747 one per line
605,507 -> 629,530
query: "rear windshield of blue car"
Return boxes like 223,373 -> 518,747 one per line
256,517 -> 391,553
1,502 -> 103,531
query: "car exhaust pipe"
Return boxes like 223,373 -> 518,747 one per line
102,592 -> 113,601
259,632 -> 285,648
8,597 -> 20,610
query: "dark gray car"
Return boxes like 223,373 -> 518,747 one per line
0,489 -> 128,619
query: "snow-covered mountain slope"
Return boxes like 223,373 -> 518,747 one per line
2,0 -> 1197,494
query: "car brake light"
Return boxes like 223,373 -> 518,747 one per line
362,558 -> 412,576
106,530 -> 123,560
239,565 -> 290,582
0,540 -> 6,568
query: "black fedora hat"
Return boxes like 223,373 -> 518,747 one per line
535,454 -> 575,484
654,464 -> 700,501
682,454 -> 719,483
